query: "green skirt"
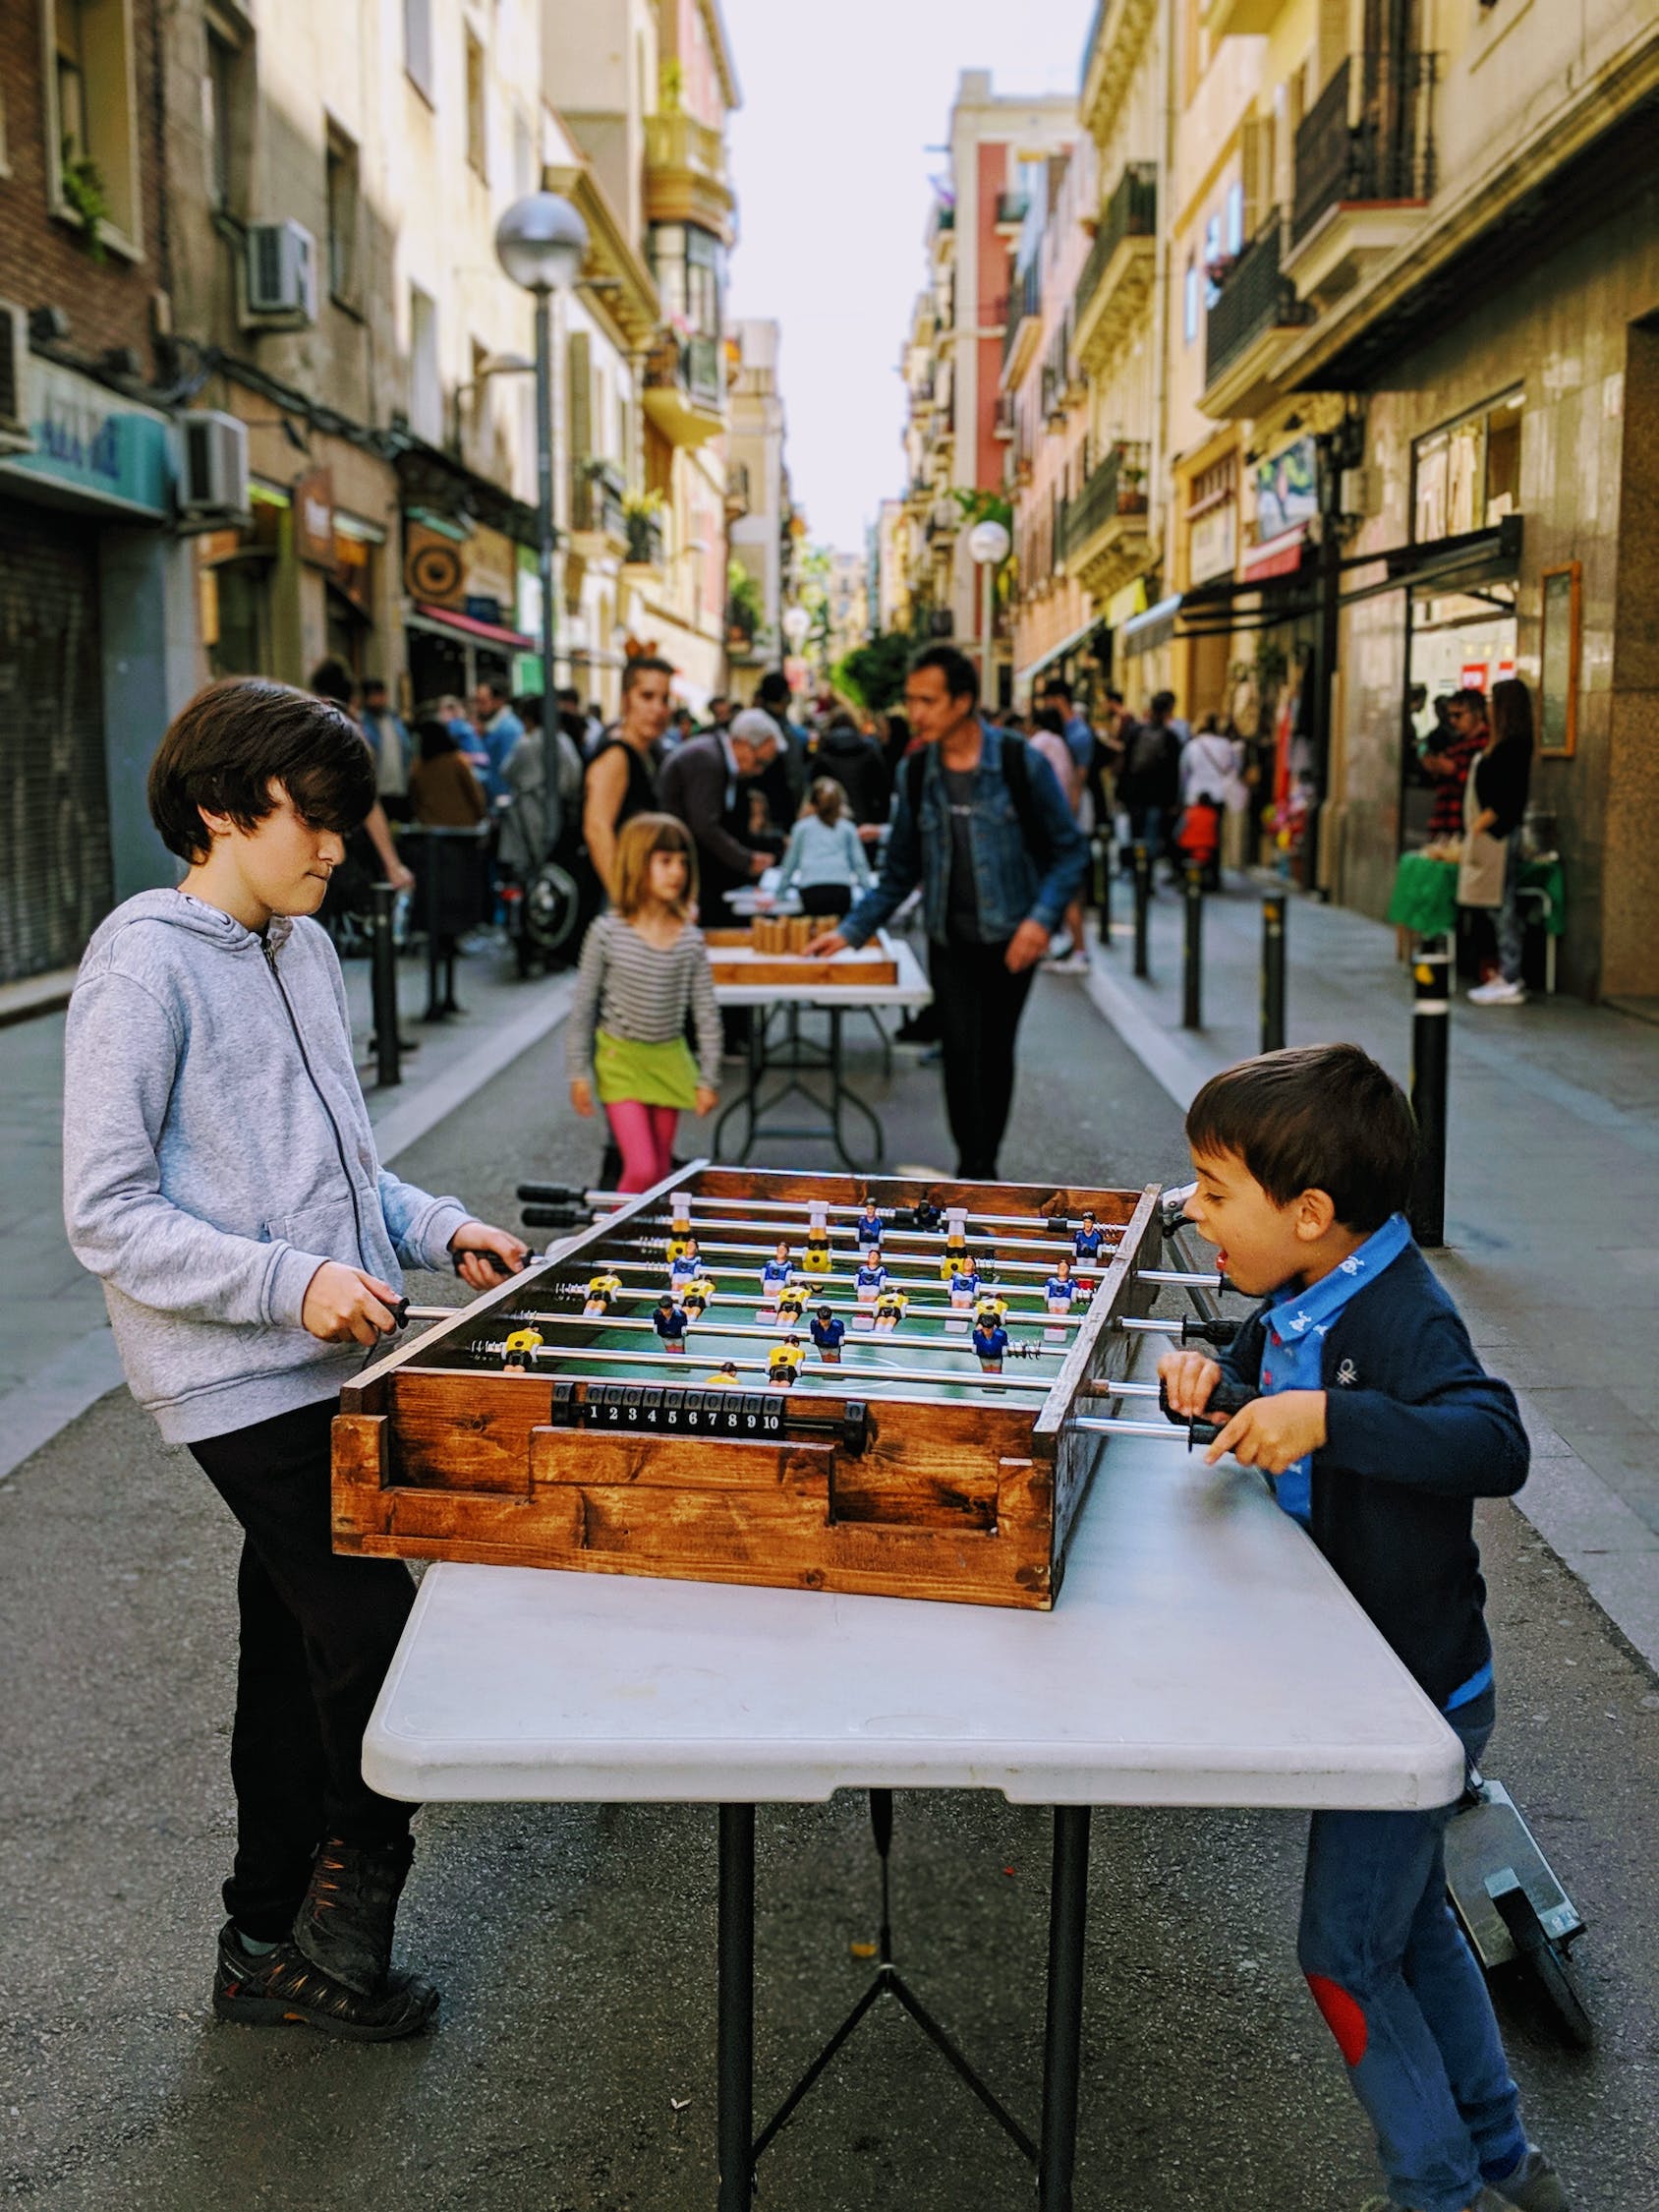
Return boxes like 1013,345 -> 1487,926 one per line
594,1027 -> 701,1109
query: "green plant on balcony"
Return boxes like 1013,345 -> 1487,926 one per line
60,141 -> 111,262
726,560 -> 764,645
658,58 -> 684,113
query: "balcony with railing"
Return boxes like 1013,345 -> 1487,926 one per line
1059,440 -> 1150,596
1201,215 -> 1313,418
994,191 -> 1030,234
1073,160 -> 1158,376
1285,49 -> 1439,302
1001,260 -> 1044,385
643,111 -> 734,245
570,458 -> 627,553
642,330 -> 726,447
623,507 -> 665,570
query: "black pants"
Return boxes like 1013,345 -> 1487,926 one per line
929,937 -> 1037,1180
797,881 -> 853,918
189,1397 -> 418,1941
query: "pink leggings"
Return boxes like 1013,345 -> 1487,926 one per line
604,1099 -> 680,1193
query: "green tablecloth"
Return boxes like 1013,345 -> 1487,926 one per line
1386,852 -> 1566,937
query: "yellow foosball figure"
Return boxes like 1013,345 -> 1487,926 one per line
974,1294 -> 1009,1331
939,1206 -> 970,1281
775,1284 -> 809,1326
666,1206 -> 696,1263
680,1276 -> 716,1319
873,1289 -> 909,1333
705,1361 -> 742,1388
584,1272 -> 623,1316
768,1336 -> 804,1388
802,1201 -> 834,1274
502,1326 -> 543,1370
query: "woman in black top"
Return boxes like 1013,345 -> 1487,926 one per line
583,657 -> 668,898
1461,677 -> 1534,1006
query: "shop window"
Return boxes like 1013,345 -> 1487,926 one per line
404,0 -> 433,101
465,28 -> 486,180
1410,387 -> 1524,544
45,0 -> 142,254
325,124 -> 360,308
410,284 -> 441,444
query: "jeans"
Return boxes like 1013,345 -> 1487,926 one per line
1496,835 -> 1525,986
929,936 -> 1037,1180
605,1098 -> 679,1192
189,1398 -> 418,1941
1297,1687 -> 1527,2212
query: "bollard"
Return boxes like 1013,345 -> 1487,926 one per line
1408,938 -> 1451,1248
1096,833 -> 1113,953
1131,844 -> 1151,979
1181,863 -> 1204,1029
1260,891 -> 1287,1053
369,882 -> 402,1089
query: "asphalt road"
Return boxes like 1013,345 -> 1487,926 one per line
3,972 -> 1656,2211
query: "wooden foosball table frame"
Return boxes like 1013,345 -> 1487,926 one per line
333,1164 -> 1162,1609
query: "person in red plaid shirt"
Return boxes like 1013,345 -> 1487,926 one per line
1421,689 -> 1489,841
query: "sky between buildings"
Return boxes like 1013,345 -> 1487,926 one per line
721,0 -> 1096,565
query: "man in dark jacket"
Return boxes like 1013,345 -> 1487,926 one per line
658,710 -> 779,926
811,711 -> 891,832
1118,690 -> 1185,878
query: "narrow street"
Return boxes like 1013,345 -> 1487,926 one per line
4,977 -> 1656,2212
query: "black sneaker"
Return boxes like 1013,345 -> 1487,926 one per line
212,1923 -> 438,2042
293,1835 -> 415,1997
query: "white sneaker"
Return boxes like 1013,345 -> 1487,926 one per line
1048,952 -> 1092,974
1468,978 -> 1527,1006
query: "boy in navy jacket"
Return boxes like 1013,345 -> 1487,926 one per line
1160,1045 -> 1567,2212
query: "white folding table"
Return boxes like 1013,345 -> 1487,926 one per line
364,1357 -> 1462,2210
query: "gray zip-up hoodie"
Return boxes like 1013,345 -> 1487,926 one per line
63,889 -> 469,1444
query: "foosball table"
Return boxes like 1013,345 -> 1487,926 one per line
332,1164 -> 1188,1609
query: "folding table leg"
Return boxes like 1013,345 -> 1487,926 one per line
716,1804 -> 756,2212
1038,1805 -> 1092,2212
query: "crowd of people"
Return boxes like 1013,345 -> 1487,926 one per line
1412,677 -> 1537,1007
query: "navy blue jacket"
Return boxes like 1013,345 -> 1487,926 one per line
1219,1244 -> 1528,1708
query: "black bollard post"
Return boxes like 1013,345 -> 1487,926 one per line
1408,938 -> 1451,1248
1261,890 -> 1287,1053
1131,844 -> 1151,979
370,882 -> 402,1088
1096,833 -> 1113,953
1181,863 -> 1204,1029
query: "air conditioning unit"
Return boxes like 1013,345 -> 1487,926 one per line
245,221 -> 317,325
177,411 -> 251,525
0,301 -> 32,454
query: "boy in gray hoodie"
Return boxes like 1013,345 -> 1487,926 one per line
63,678 -> 528,2041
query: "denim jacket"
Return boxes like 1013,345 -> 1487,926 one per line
840,720 -> 1087,949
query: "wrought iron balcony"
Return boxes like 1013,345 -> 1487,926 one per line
1074,162 -> 1157,322
624,508 -> 665,567
571,458 -> 627,546
1292,50 -> 1439,247
1204,217 -> 1311,388
1061,442 -> 1149,562
1001,261 -> 1043,371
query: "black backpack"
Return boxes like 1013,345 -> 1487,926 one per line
904,733 -> 1053,866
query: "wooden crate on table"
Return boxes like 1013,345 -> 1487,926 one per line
332,1164 -> 1163,1609
703,928 -> 899,990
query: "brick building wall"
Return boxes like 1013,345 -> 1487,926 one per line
0,0 -> 168,377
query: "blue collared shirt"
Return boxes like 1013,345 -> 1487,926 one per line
1259,1212 -> 1413,1525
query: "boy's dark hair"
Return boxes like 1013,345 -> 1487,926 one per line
1185,1044 -> 1419,1232
148,678 -> 376,863
908,642 -> 979,704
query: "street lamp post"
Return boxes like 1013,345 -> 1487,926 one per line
780,604 -> 811,700
967,517 -> 1011,708
495,191 -> 589,846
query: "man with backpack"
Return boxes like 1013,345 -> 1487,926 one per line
807,645 -> 1086,1179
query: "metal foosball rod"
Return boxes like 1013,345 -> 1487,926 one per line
395,1284 -> 1087,1335
612,1236 -> 1084,1285
463,1339 -> 1054,1393
518,1184 -> 1123,1244
541,1253 -> 1090,1310
527,1271 -> 1086,1324
489,1310 -> 1068,1366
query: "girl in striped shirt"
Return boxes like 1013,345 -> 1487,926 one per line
567,814 -> 720,1192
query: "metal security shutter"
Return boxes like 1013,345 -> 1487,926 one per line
0,496 -> 113,981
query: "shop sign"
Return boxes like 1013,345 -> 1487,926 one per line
1460,661 -> 1488,691
1189,502 -> 1236,585
7,360 -> 171,517
293,468 -> 336,568
1254,435 -> 1318,542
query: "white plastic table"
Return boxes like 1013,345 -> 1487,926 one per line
365,1367 -> 1461,2210
710,934 -> 931,1168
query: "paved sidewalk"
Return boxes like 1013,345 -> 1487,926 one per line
0,941 -> 573,1482
1082,871 -> 1659,1671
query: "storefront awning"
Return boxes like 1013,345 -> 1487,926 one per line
1013,617 -> 1099,688
1119,594 -> 1182,657
1241,523 -> 1310,583
410,602 -> 536,651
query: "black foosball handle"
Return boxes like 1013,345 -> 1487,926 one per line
522,1202 -> 589,1229
516,1182 -> 583,1203
1178,1315 -> 1243,1349
1160,1375 -> 1256,1448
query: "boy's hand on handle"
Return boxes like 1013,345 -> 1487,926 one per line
569,1077 -> 596,1119
302,1262 -> 402,1346
805,929 -> 847,959
1158,1349 -> 1222,1417
1206,1389 -> 1327,1472
449,1220 -> 531,1292
694,1083 -> 718,1118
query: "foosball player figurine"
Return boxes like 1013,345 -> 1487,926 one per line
502,1325 -> 543,1370
705,1360 -> 741,1388
669,1235 -> 703,1289
680,1275 -> 715,1319
776,1283 -> 809,1327
854,1249 -> 888,1306
810,1304 -> 846,1363
653,1293 -> 688,1352
768,1335 -> 804,1388
1073,1209 -> 1107,1261
802,1202 -> 834,1274
873,1287 -> 909,1333
1045,1254 -> 1078,1313
974,1293 -> 1009,1331
759,1239 -> 794,1310
940,1206 -> 969,1280
666,1205 -> 696,1264
948,1260 -> 983,1310
583,1271 -> 623,1316
856,1201 -> 884,1252
971,1315 -> 1012,1372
